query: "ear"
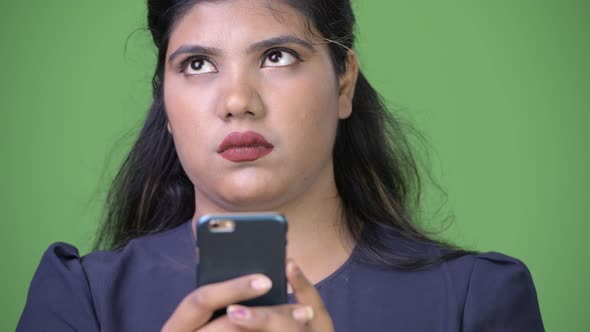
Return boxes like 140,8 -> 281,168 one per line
167,121 -> 172,134
337,50 -> 359,119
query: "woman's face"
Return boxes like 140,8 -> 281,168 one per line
164,0 -> 356,212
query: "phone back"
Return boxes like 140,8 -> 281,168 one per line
196,214 -> 288,307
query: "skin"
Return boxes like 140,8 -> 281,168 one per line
162,261 -> 334,331
162,0 -> 358,330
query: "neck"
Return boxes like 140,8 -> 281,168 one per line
279,193 -> 354,285
192,167 -> 355,285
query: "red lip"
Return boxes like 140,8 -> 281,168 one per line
217,131 -> 274,162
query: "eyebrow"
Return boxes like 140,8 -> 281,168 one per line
246,35 -> 315,53
167,35 -> 315,64
167,45 -> 222,64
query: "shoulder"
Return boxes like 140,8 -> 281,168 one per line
443,251 -> 538,300
26,221 -> 191,272
442,251 -> 545,331
443,251 -> 531,286
17,242 -> 99,331
81,221 -> 194,270
17,221 -> 194,331
363,230 -> 545,331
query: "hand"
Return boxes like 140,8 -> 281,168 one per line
162,261 -> 334,331
223,260 -> 335,331
161,272 -> 274,331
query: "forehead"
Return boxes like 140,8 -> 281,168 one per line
168,0 -> 313,50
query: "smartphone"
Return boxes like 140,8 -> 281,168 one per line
196,213 -> 288,315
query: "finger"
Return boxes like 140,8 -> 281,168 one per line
162,274 -> 272,332
287,260 -> 323,307
287,261 -> 334,330
226,304 -> 315,331
197,315 -> 247,332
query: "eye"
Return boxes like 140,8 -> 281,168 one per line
261,49 -> 300,67
182,57 -> 217,75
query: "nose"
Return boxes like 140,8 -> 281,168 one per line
217,68 -> 265,121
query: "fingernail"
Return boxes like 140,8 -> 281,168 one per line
251,276 -> 272,290
227,305 -> 251,320
292,306 -> 314,322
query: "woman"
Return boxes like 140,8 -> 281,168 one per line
17,0 -> 544,331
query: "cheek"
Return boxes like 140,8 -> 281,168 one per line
163,78 -> 218,178
164,75 -> 225,147
267,71 -> 340,148
165,78 -> 211,130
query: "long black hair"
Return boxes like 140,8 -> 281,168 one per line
95,0 -> 472,269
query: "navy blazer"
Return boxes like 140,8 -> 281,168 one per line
17,221 -> 544,331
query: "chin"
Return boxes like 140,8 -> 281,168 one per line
216,176 -> 287,210
219,192 -> 285,212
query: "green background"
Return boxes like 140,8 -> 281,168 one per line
1,0 -> 588,330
